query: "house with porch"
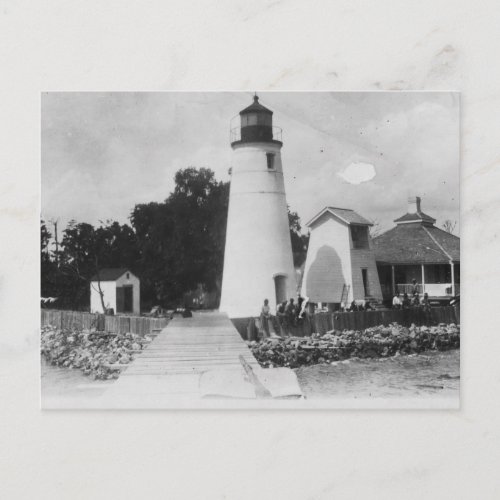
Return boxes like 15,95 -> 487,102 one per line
372,197 -> 460,303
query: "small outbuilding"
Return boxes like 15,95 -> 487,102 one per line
302,206 -> 383,308
90,268 -> 140,315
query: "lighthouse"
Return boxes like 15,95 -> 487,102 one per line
220,94 -> 296,318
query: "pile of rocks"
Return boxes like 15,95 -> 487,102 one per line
247,323 -> 460,369
41,326 -> 152,379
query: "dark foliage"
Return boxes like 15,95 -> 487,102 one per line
288,207 -> 310,268
41,167 -> 307,311
130,167 -> 229,308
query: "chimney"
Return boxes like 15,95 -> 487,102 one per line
408,196 -> 421,214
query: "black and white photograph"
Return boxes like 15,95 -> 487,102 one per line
5,1 -> 500,498
41,91 -> 460,409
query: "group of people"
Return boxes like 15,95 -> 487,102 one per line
260,294 -> 309,337
392,291 -> 430,309
391,279 -> 431,310
345,300 -> 374,312
392,284 -> 431,312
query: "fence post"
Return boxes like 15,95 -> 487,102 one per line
246,319 -> 255,341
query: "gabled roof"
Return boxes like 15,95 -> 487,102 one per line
373,224 -> 460,264
90,268 -> 132,281
306,206 -> 373,228
239,95 -> 273,115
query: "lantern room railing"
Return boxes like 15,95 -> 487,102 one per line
230,125 -> 283,144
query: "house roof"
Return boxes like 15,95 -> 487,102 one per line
373,224 -> 460,264
90,268 -> 132,282
394,211 -> 436,224
306,206 -> 373,228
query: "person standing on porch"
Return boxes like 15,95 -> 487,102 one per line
411,279 -> 419,295
421,292 -> 431,310
402,292 -> 411,309
392,293 -> 402,309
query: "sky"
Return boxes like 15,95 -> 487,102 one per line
41,91 -> 459,235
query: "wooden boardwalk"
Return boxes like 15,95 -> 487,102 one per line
98,311 -> 260,407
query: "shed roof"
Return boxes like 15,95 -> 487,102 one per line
306,206 -> 373,228
90,268 -> 133,282
373,224 -> 460,264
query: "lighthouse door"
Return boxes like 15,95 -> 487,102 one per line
274,275 -> 287,305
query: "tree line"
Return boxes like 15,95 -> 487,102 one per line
41,167 -> 309,311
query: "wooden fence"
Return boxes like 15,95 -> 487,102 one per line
238,305 -> 460,340
41,309 -> 169,335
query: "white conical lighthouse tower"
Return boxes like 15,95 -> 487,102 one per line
220,94 -> 296,318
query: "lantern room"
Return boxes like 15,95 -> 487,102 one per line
230,94 -> 282,145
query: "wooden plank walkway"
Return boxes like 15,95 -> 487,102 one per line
98,311 -> 260,407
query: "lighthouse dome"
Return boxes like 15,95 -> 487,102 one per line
239,94 -> 273,116
231,94 -> 282,145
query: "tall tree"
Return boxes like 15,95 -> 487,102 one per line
288,207 -> 309,268
41,219 -> 57,298
131,167 -> 229,308
369,218 -> 382,238
40,219 -> 51,260
55,220 -> 139,310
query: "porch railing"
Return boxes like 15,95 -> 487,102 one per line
396,283 -> 458,296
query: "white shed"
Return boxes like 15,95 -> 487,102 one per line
302,207 -> 383,306
90,268 -> 140,315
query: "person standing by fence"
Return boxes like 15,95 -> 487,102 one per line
298,296 -> 309,320
276,300 -> 287,336
260,299 -> 272,338
296,293 -> 304,320
285,298 -> 296,332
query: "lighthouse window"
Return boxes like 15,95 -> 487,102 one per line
258,113 -> 272,126
242,113 -> 258,126
266,153 -> 275,169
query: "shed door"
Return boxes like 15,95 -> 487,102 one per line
123,285 -> 133,313
116,286 -> 124,313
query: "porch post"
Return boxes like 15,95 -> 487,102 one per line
450,262 -> 455,296
421,264 -> 425,294
391,265 -> 395,295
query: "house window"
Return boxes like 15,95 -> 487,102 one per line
266,152 -> 275,169
126,272 -> 130,279
351,226 -> 369,249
